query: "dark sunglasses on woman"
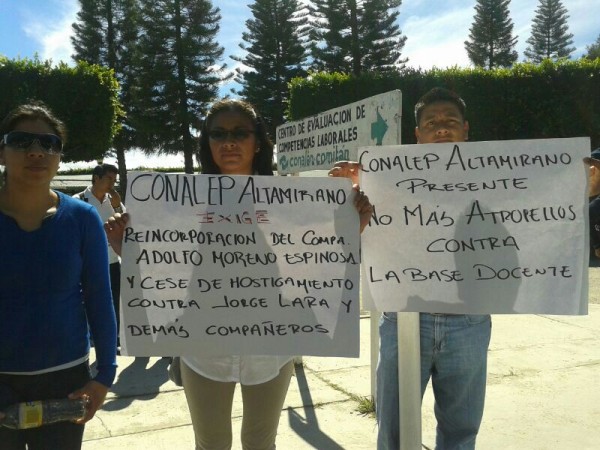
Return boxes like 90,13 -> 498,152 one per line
208,129 -> 254,142
2,131 -> 63,154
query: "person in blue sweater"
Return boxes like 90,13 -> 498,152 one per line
0,102 -> 117,449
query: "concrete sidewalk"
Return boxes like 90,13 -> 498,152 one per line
83,288 -> 600,449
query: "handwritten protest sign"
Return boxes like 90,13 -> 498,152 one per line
276,91 -> 402,174
119,172 -> 360,356
360,138 -> 590,315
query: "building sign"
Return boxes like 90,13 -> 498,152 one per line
276,91 -> 402,174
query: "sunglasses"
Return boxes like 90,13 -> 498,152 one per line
2,131 -> 63,154
208,129 -> 254,142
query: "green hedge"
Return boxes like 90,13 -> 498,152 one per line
288,59 -> 600,149
0,57 -> 122,162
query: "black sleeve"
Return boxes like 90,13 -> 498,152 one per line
590,201 -> 600,250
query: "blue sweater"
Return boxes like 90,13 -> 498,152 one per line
0,191 -> 117,387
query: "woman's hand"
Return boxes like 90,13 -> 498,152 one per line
104,212 -> 130,257
69,380 -> 109,424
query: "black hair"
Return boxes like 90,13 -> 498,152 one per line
414,87 -> 467,125
198,99 -> 274,175
0,101 -> 67,183
91,163 -> 118,184
0,101 -> 67,145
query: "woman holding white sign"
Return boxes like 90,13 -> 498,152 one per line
181,99 -> 294,450
105,99 -> 373,450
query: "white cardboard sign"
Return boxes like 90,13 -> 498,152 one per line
119,173 -> 360,356
360,138 -> 589,315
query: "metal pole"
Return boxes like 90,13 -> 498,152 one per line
397,313 -> 422,450
370,312 -> 379,400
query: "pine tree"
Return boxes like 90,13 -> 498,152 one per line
361,0 -> 407,72
309,0 -> 407,75
464,0 -> 518,69
584,34 -> 600,60
233,0 -> 309,135
524,0 -> 575,62
113,0 -> 141,151
308,0 -> 350,73
71,0 -> 104,64
134,0 -> 228,173
72,0 -> 140,99
71,0 -> 140,192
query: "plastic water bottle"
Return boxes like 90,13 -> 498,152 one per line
0,398 -> 87,429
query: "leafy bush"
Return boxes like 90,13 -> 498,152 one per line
0,57 -> 122,162
288,59 -> 600,149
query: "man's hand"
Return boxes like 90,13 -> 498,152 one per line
328,161 -> 372,232
328,161 -> 362,186
104,212 -> 130,257
69,380 -> 109,424
109,188 -> 123,210
353,184 -> 373,233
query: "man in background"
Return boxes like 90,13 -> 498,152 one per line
376,88 -> 490,450
329,87 -> 490,450
74,163 -> 125,344
584,148 -> 600,266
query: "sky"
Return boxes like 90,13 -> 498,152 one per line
0,0 -> 598,168
1,0 -> 598,70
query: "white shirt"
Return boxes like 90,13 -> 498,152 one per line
73,186 -> 125,264
182,354 -> 293,385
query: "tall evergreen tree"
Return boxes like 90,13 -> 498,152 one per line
309,0 -> 407,75
308,0 -> 349,73
233,0 -> 309,135
134,0 -> 228,173
584,34 -> 600,60
71,0 -> 104,64
524,0 -> 575,62
72,0 -> 140,192
113,0 -> 141,150
360,0 -> 407,72
464,0 -> 518,69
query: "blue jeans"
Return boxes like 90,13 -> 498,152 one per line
377,312 -> 491,450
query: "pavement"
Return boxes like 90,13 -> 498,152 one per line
82,269 -> 600,450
